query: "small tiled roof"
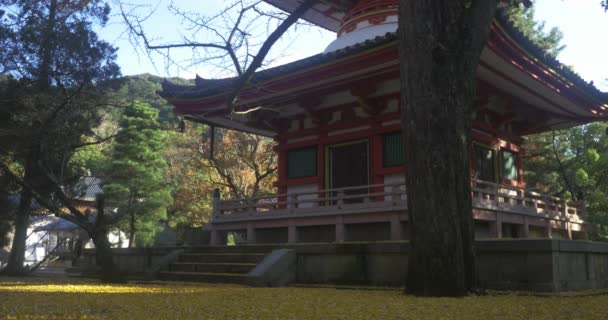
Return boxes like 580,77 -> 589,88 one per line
0,177 -> 102,220
160,10 -> 606,103
71,176 -> 102,202
36,218 -> 79,231
0,194 -> 49,218
34,213 -> 95,231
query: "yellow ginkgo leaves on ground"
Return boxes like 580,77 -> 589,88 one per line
1,277 -> 608,320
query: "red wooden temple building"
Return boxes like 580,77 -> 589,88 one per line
161,0 -> 608,245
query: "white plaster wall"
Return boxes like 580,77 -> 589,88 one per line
383,99 -> 400,114
24,230 -> 45,264
288,183 -> 319,208
383,174 -> 406,201
325,16 -> 398,53
303,118 -> 317,129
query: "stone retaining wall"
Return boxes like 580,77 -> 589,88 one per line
290,240 -> 608,291
86,239 -> 608,292
82,247 -> 178,276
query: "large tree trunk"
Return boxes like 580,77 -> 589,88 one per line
91,231 -> 124,283
3,0 -> 58,276
91,195 -> 125,283
2,191 -> 30,275
0,220 -> 15,263
3,155 -> 37,276
399,0 -> 499,296
128,211 -> 135,248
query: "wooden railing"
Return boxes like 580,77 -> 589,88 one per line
212,180 -> 585,222
472,179 -> 585,221
213,183 -> 407,221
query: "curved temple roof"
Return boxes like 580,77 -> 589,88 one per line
160,6 -> 608,137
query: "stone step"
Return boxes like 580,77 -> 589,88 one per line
178,253 -> 266,263
186,245 -> 279,254
169,262 -> 256,274
158,271 -> 247,284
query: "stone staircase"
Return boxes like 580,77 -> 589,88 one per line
158,245 -> 275,283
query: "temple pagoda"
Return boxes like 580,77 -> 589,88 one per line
160,0 -> 607,245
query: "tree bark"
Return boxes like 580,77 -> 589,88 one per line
128,211 -> 135,248
399,0 -> 499,296
0,220 -> 15,261
2,156 -> 36,275
2,195 -> 30,275
91,230 -> 124,283
92,195 -> 125,283
3,0 -> 58,276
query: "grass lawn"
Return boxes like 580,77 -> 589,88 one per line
1,277 -> 608,319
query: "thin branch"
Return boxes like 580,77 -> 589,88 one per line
0,161 -> 89,231
226,0 -> 318,110
552,130 -> 577,201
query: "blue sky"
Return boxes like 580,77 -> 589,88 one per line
98,0 -> 608,90
534,0 -> 608,90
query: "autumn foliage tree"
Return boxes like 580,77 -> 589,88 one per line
202,129 -> 277,199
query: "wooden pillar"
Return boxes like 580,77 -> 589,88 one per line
490,212 -> 503,238
371,133 -> 384,201
389,213 -> 403,241
246,223 -> 256,243
517,151 -> 524,186
317,136 -> 325,192
288,219 -> 298,243
212,188 -> 221,219
546,220 -> 553,239
335,216 -> 345,242
277,147 -> 288,208
582,225 -> 590,240
566,222 -> 573,240
522,216 -> 530,238
210,228 -> 220,245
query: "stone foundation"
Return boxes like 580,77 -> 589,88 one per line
83,239 -> 608,292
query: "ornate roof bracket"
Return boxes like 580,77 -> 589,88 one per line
300,96 -> 323,124
350,84 -> 383,116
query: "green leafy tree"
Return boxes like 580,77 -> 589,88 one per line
506,1 -> 565,57
524,124 -> 608,240
505,1 -> 608,237
0,0 -> 122,278
102,101 -> 172,247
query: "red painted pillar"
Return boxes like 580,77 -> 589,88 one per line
517,150 -> 525,186
370,131 -> 384,201
277,144 -> 287,194
317,130 -> 326,207
317,142 -> 324,190
277,141 -> 288,209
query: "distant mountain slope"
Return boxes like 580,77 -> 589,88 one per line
119,74 -> 194,125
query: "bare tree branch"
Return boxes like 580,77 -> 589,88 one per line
226,0 -> 318,111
